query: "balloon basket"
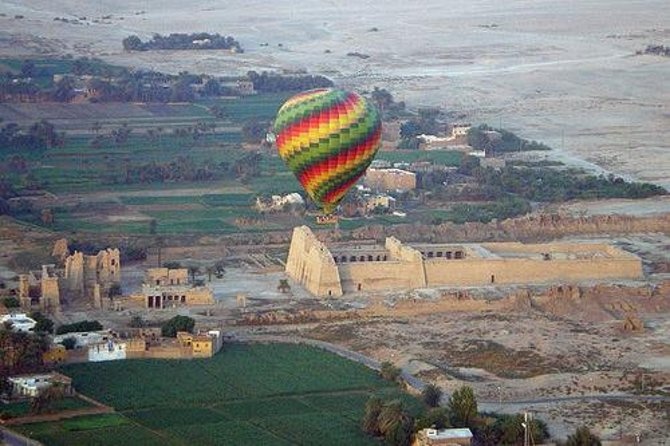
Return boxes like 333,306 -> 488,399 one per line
316,214 -> 338,225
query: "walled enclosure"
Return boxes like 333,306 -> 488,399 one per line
285,226 -> 644,297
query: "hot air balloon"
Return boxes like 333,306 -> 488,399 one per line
273,88 -> 382,218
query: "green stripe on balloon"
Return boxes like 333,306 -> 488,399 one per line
283,104 -> 380,174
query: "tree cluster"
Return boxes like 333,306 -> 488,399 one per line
468,124 -> 551,154
247,70 -> 333,93
123,33 -> 243,52
398,108 -> 442,150
474,166 -> 666,202
161,315 -> 195,337
0,120 -> 64,154
55,320 -> 103,335
362,397 -> 414,446
0,328 -> 49,377
639,44 -> 670,57
369,87 -> 406,119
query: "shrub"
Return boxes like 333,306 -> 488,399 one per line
3,296 -> 20,308
380,361 -> 401,382
421,384 -> 443,408
56,320 -> 103,335
161,315 -> 195,337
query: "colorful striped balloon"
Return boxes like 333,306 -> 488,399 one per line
273,88 -> 382,214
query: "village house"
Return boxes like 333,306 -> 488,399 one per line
0,313 -> 36,332
365,168 -> 417,192
6,373 -> 73,399
413,428 -> 473,446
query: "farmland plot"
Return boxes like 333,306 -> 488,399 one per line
16,344 -> 400,445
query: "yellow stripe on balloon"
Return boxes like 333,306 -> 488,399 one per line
279,99 -> 366,159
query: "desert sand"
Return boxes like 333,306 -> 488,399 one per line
0,0 -> 668,187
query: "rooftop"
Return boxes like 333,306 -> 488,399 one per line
426,428 -> 473,440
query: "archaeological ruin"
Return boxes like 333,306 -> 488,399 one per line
285,226 -> 644,297
135,267 -> 215,309
17,243 -> 121,312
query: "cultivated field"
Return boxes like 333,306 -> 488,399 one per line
14,343 -> 419,446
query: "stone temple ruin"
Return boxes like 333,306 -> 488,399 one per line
285,226 -> 644,297
137,267 -> 214,309
18,240 -> 120,312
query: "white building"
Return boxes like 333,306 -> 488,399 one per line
7,373 -> 73,398
415,427 -> 473,446
1,313 -> 36,332
88,340 -> 127,362
256,192 -> 304,212
53,330 -> 112,349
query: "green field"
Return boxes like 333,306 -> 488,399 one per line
0,396 -> 92,418
15,343 -> 418,445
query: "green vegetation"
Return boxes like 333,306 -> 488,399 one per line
247,70 -> 333,93
448,385 -> 478,428
380,361 -> 402,382
0,328 -> 49,376
2,296 -> 20,308
15,343 -> 411,445
0,397 -> 91,418
468,124 -> 551,153
123,33 -> 243,52
28,311 -> 54,334
421,383 -> 443,408
161,315 -> 195,337
474,166 -> 666,202
55,320 -> 103,335
426,197 -> 531,225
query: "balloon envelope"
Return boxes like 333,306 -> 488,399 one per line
273,88 -> 382,214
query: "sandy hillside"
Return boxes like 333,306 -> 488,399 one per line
0,0 -> 668,187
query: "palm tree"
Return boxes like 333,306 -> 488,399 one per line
277,279 -> 291,293
377,400 -> 403,436
448,386 -> 478,428
205,266 -> 215,282
187,265 -> 200,284
362,396 -> 383,436
422,383 -> 443,408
